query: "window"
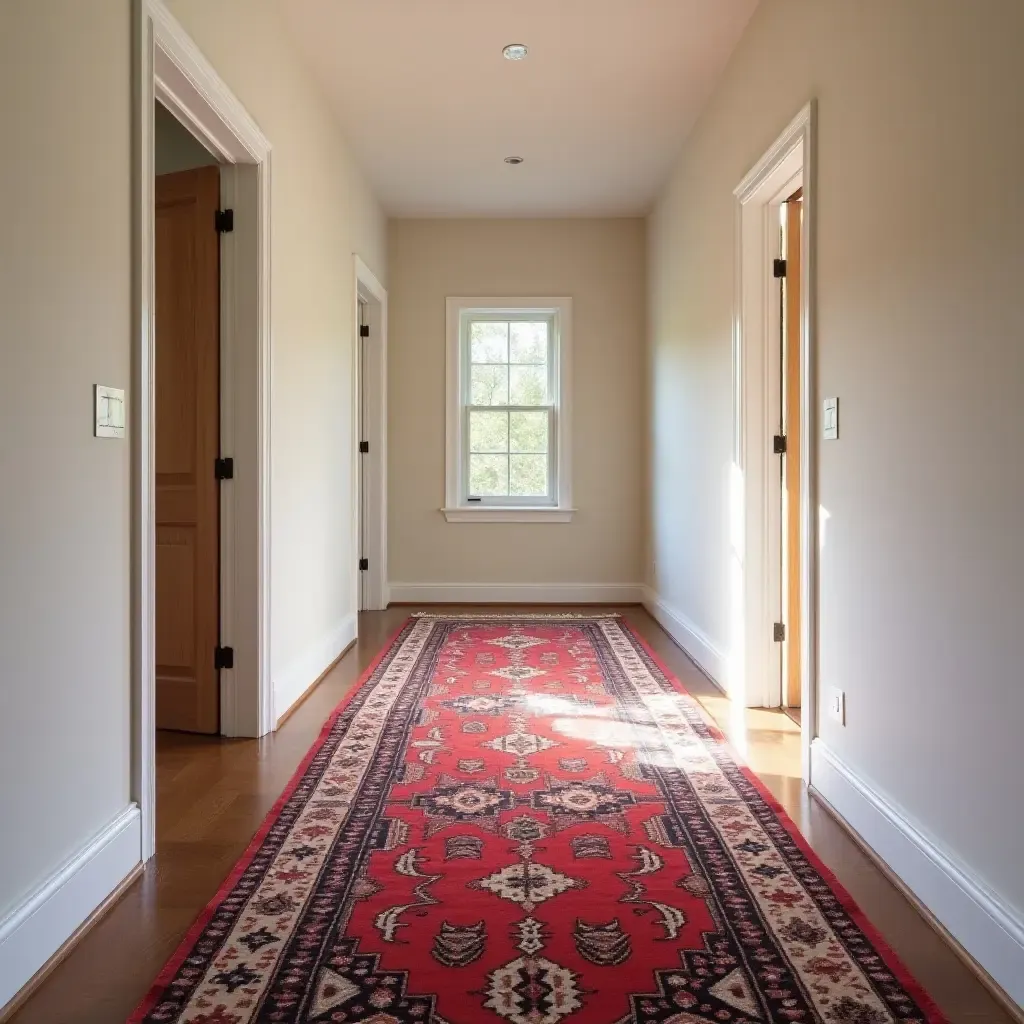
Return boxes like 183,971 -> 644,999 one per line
445,297 -> 573,522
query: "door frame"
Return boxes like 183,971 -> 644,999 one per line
133,0 -> 273,861
732,102 -> 817,781
353,256 -> 389,611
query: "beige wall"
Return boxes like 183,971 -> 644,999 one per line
649,0 -> 1024,919
154,101 -> 217,175
388,219 -> 645,589
0,0 -> 132,919
166,0 -> 388,713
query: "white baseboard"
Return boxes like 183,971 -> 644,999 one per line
387,582 -> 645,605
274,612 -> 358,723
642,586 -> 727,691
810,739 -> 1024,1008
0,805 -> 141,1010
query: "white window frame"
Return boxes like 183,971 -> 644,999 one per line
444,297 -> 574,523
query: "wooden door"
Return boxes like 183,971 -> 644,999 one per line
784,191 -> 803,708
155,166 -> 221,734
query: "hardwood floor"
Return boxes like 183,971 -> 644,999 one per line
7,607 -> 1013,1023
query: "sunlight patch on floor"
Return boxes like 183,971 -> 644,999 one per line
541,684 -> 803,783
693,693 -> 802,781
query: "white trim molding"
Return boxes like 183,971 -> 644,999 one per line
388,582 -> 643,605
441,506 -> 576,523
150,2 -> 268,165
354,256 -> 389,612
133,0 -> 274,863
642,587 -> 727,691
811,740 -> 1024,1008
0,805 -> 141,1010
274,614 -> 358,724
732,102 -> 817,780
444,296 -> 573,522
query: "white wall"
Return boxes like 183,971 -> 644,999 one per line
166,0 -> 388,716
154,101 -> 217,175
0,0 -> 133,924
648,0 -> 1024,972
388,218 -> 645,593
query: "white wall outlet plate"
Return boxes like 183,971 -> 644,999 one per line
823,397 -> 839,440
95,385 -> 126,438
828,687 -> 845,725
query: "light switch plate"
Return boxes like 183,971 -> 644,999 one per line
95,385 -> 126,438
823,397 -> 839,440
828,687 -> 845,725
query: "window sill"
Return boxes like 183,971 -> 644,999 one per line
441,506 -> 576,523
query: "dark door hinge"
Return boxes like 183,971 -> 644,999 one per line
773,622 -> 786,643
359,557 -> 369,571
215,209 -> 234,233
215,456 -> 234,480
359,324 -> 370,338
773,435 -> 787,455
359,440 -> 369,453
214,646 -> 234,670
773,257 -> 787,278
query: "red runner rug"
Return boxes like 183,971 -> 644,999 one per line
130,614 -> 945,1024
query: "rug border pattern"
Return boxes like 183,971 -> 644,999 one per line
127,614 -> 948,1024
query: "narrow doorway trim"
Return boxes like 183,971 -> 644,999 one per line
133,0 -> 273,861
732,102 -> 817,782
353,256 -> 389,611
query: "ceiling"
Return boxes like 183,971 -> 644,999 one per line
279,0 -> 759,217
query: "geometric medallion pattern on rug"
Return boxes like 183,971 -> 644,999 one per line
128,614 -> 946,1024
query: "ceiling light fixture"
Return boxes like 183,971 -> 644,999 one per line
502,43 -> 529,60
504,156 -> 524,165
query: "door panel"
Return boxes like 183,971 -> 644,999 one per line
155,166 -> 220,734
156,528 -> 196,674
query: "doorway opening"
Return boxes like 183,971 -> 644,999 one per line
732,103 -> 816,781
133,0 -> 273,861
154,101 -> 222,735
358,296 -> 368,610
354,257 -> 388,612
780,188 -> 803,728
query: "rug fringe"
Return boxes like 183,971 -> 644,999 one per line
410,611 -> 622,619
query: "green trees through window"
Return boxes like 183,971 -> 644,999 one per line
466,319 -> 551,498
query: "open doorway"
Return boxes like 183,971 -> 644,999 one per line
732,103 -> 816,781
133,2 -> 274,860
357,296 -> 368,610
154,102 -> 222,734
354,257 -> 388,612
780,188 -> 803,727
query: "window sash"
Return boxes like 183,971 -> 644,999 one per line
462,405 -> 556,505
460,312 -> 558,506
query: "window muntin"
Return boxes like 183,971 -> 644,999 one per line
461,313 -> 557,505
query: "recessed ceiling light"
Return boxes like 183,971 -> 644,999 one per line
504,156 -> 524,165
502,43 -> 529,60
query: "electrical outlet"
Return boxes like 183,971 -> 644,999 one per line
828,688 -> 845,725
